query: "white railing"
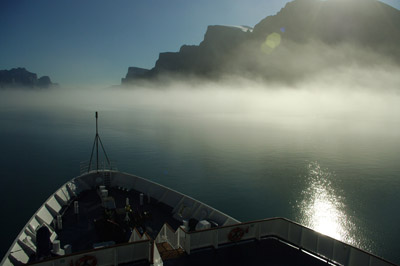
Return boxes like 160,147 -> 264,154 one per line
29,240 -> 151,266
155,224 -> 180,249
80,161 -> 118,175
1,181 -> 79,266
129,228 -> 150,242
152,242 -> 163,266
159,218 -> 396,266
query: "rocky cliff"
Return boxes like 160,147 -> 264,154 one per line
121,67 -> 150,83
122,0 -> 400,84
0,68 -> 56,88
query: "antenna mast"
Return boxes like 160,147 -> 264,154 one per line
88,111 -> 111,172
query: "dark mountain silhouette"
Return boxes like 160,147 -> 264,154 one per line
122,67 -> 150,84
253,0 -> 400,44
0,68 -> 56,89
122,0 -> 400,85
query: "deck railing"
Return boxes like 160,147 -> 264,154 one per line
80,160 -> 118,174
158,218 -> 396,266
28,240 -> 151,266
155,223 -> 180,249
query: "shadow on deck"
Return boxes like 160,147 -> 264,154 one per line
164,237 -> 331,266
56,187 -> 182,253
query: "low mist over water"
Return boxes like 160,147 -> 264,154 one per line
2,60 -> 400,118
1,64 -> 400,263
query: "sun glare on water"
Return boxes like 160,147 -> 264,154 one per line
297,162 -> 359,246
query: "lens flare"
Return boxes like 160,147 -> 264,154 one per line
261,32 -> 281,54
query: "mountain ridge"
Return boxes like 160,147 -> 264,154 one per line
122,0 -> 400,85
0,68 -> 57,89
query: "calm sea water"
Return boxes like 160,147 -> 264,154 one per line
0,89 -> 399,263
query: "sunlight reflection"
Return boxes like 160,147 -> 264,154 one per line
297,162 -> 358,245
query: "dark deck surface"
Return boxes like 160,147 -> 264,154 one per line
120,260 -> 150,266
54,185 -> 332,265
164,238 -> 330,266
56,187 -> 181,253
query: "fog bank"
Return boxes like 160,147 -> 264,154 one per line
1,61 -> 399,128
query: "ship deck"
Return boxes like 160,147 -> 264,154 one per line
56,186 -> 182,253
163,238 -> 330,266
120,237 -> 331,266
54,185 -> 335,265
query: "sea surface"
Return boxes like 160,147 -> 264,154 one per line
0,88 -> 399,264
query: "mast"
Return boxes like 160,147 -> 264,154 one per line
88,111 -> 111,172
96,111 -> 99,171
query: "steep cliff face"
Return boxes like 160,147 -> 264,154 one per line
0,68 -> 55,88
122,0 -> 400,84
121,67 -> 150,84
201,25 -> 252,50
252,0 -> 400,46
37,76 -> 52,88
151,25 -> 252,77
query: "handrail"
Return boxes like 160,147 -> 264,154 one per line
129,227 -> 151,242
183,218 -> 396,266
152,242 -> 163,266
80,160 -> 118,174
28,239 -> 151,266
155,223 -> 180,249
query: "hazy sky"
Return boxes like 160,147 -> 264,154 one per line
1,0 -> 399,87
